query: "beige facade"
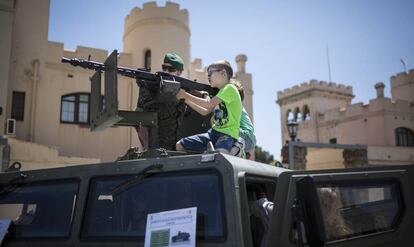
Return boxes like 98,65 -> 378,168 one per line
0,0 -> 14,136
0,0 -> 254,169
277,70 -> 414,166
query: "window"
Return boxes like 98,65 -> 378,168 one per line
329,138 -> 337,144
395,127 -> 414,147
316,181 -> 403,241
82,170 -> 226,242
287,110 -> 294,122
60,93 -> 90,124
0,179 -> 79,238
11,91 -> 25,121
144,49 -> 151,70
294,107 -> 302,122
303,105 -> 310,121
245,179 -> 276,247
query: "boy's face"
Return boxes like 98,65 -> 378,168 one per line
207,67 -> 227,88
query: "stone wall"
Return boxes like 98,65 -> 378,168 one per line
7,137 -> 100,171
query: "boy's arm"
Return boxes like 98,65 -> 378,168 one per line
177,89 -> 221,115
185,100 -> 211,116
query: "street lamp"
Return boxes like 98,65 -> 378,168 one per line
287,121 -> 299,141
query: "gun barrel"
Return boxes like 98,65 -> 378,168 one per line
61,56 -> 154,80
61,57 -> 105,72
61,57 -> 71,64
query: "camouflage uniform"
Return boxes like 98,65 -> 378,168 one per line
136,85 -> 185,150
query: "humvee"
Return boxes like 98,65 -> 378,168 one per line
0,152 -> 413,247
171,231 -> 190,243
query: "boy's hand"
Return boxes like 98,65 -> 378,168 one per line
176,89 -> 186,100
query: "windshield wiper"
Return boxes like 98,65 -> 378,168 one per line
0,173 -> 28,196
109,164 -> 163,195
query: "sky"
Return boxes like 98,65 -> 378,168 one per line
48,0 -> 414,158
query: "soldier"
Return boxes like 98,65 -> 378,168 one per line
136,53 -> 186,151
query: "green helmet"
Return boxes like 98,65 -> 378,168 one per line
163,52 -> 184,71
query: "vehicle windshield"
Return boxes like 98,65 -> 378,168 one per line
82,169 -> 226,242
0,179 -> 79,238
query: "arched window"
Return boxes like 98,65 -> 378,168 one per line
294,107 -> 302,122
287,109 -> 295,123
303,105 -> 311,121
395,127 -> 414,147
60,93 -> 90,124
144,49 -> 151,70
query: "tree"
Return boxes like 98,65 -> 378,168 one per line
254,145 -> 275,165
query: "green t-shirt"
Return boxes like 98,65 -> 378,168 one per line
212,83 -> 242,139
240,108 -> 256,145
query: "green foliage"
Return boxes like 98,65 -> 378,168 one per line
254,145 -> 275,165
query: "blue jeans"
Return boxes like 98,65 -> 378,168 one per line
178,129 -> 236,152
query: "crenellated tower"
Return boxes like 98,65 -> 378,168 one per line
277,80 -> 354,143
123,2 -> 190,76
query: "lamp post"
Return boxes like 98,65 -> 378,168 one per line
281,121 -> 299,165
287,121 -> 299,141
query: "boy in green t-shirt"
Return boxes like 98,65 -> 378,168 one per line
175,60 -> 242,153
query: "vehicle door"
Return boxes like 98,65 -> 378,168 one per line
267,165 -> 414,247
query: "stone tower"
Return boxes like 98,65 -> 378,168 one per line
277,80 -> 354,143
391,69 -> 414,103
123,2 -> 190,77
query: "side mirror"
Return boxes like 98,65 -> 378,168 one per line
293,176 -> 325,247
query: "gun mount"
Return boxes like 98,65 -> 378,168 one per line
62,50 -> 216,151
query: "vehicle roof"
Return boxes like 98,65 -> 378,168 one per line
0,153 -> 290,182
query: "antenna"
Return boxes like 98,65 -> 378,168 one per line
326,44 -> 332,82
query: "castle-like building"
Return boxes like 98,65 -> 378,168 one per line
0,0 -> 253,170
277,70 -> 414,166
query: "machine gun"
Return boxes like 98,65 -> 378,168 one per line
61,52 -> 217,96
62,50 -> 216,150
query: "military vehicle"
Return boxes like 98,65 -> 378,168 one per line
0,153 -> 413,246
171,231 -> 190,243
1,51 -> 413,246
